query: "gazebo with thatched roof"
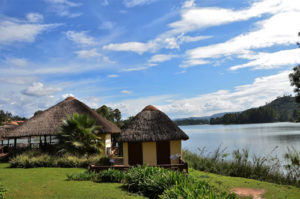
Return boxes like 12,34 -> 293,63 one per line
3,97 -> 121,154
120,105 -> 189,166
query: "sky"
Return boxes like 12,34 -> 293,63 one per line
0,0 -> 300,119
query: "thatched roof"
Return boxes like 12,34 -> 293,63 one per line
120,105 -> 189,142
4,97 -> 120,138
0,125 -> 18,140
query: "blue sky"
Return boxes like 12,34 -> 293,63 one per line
0,0 -> 300,119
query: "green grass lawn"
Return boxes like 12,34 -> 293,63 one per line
0,163 -> 145,199
1,163 -> 300,199
190,168 -> 300,199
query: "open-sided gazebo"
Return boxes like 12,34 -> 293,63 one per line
2,97 -> 121,154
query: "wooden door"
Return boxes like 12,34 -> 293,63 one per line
128,142 -> 143,165
156,141 -> 170,165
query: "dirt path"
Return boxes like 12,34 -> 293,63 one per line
231,188 -> 266,199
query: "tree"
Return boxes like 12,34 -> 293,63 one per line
96,105 -> 123,128
289,65 -> 300,103
57,113 -> 103,156
289,32 -> 300,103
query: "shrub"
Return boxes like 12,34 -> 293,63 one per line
160,180 -> 236,199
9,150 -> 108,168
124,166 -> 195,199
0,184 -> 5,199
67,166 -> 235,199
67,171 -> 97,181
183,147 -> 300,187
94,169 -> 124,183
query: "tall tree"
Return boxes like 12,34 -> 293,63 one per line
289,32 -> 300,102
290,65 -> 300,103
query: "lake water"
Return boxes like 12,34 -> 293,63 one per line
181,122 -> 300,161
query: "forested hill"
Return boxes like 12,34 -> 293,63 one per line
210,96 -> 299,124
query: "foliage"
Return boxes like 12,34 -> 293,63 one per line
160,180 -> 235,199
0,109 -> 26,125
67,170 -> 97,181
96,105 -> 123,128
284,147 -> 300,181
68,166 -> 235,199
174,118 -> 209,126
94,169 -> 124,183
183,147 -> 300,187
9,150 -> 108,168
0,184 -> 5,199
290,61 -> 300,102
57,113 -> 103,156
210,95 -> 298,124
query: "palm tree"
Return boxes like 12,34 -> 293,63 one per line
57,113 -> 103,156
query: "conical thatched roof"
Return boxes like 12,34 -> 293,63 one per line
4,97 -> 120,138
120,105 -> 189,142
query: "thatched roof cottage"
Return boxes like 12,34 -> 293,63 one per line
120,105 -> 189,166
3,97 -> 120,154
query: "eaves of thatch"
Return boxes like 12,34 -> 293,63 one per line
120,105 -> 189,142
4,97 -> 120,138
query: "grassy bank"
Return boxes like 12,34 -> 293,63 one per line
0,163 -> 144,199
190,168 -> 300,199
183,148 -> 300,187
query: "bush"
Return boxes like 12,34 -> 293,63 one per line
67,166 -> 235,199
160,180 -> 235,199
94,169 -> 124,183
0,184 -> 5,199
67,171 -> 97,181
9,150 -> 109,168
183,147 -> 300,187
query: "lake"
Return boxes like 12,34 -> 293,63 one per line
181,122 -> 300,162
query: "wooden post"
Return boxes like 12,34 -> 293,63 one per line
28,137 -> 31,149
44,135 -> 47,146
1,140 -> 3,146
14,138 -> 17,148
50,135 -> 52,144
7,139 -> 9,147
39,136 -> 42,148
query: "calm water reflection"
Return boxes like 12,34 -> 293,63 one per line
181,122 -> 300,161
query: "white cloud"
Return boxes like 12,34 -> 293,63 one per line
62,93 -> 74,99
26,13 -> 44,23
45,0 -> 82,17
22,82 -> 62,97
230,48 -> 300,70
121,90 -> 132,94
109,71 -> 292,118
149,54 -> 178,63
0,17 -> 58,45
99,21 -> 115,30
107,74 -> 119,78
108,95 -> 173,117
182,0 -> 300,67
123,0 -> 157,8
75,48 -> 101,58
103,33 -> 210,54
65,31 -> 97,46
182,0 -> 195,8
179,35 -> 212,43
180,59 -> 208,68
5,58 -> 28,67
103,42 -> 156,54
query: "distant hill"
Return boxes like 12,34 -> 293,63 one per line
174,96 -> 299,126
174,112 -> 235,126
210,96 -> 299,125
